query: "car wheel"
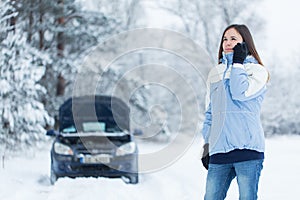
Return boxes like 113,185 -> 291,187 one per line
50,168 -> 58,185
129,174 -> 139,184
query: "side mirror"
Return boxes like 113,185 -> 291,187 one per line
132,128 -> 143,136
46,129 -> 59,137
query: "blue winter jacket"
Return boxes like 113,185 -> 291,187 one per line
202,53 -> 269,156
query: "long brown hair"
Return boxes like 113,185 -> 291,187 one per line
218,24 -> 263,65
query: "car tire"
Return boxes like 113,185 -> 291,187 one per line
50,168 -> 58,185
129,174 -> 139,184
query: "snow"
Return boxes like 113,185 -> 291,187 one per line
1,135 -> 300,200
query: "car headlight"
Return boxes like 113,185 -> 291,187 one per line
54,142 -> 73,155
116,142 -> 136,156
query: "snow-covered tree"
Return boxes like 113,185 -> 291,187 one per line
4,0 -> 126,129
0,0 -> 53,149
261,51 -> 300,135
158,0 -> 264,63
14,0 -> 141,122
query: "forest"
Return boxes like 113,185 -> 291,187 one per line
0,0 -> 298,150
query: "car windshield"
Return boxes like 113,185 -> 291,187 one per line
82,122 -> 105,132
62,125 -> 77,133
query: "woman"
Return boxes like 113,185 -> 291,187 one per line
201,24 -> 269,200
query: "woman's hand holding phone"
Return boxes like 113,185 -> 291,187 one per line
233,42 -> 249,64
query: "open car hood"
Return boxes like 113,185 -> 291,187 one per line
59,95 -> 130,133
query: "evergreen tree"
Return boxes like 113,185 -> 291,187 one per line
12,0 -> 122,123
0,0 -> 53,149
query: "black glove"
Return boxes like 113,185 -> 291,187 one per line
201,143 -> 209,170
233,42 -> 249,64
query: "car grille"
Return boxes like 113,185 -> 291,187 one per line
70,164 -> 118,171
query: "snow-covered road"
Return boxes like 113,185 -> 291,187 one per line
1,135 -> 300,200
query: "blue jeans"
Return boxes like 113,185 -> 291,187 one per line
204,159 -> 263,200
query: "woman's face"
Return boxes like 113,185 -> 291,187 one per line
222,28 -> 243,54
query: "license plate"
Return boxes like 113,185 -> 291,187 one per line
81,154 -> 110,164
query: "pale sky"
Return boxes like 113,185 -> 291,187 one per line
261,0 -> 300,60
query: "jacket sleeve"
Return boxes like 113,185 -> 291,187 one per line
229,63 -> 268,101
202,103 -> 211,143
202,75 -> 212,143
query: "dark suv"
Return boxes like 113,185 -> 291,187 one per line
46,95 -> 138,184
